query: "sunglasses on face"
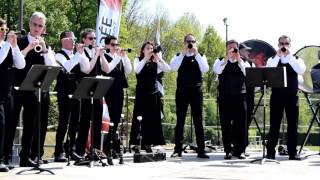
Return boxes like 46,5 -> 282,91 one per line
110,43 -> 119,47
186,40 -> 196,44
32,22 -> 44,28
0,27 -> 9,33
279,42 -> 290,46
87,37 -> 96,41
62,37 -> 77,41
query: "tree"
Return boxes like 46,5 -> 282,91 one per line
198,25 -> 225,97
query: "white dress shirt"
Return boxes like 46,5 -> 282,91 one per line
27,34 -> 56,66
134,57 -> 171,74
170,53 -> 209,73
0,41 -> 25,69
55,48 -> 90,73
212,58 -> 250,76
107,53 -> 132,74
266,54 -> 306,75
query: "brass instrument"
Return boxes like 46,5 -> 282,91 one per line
34,36 -> 43,53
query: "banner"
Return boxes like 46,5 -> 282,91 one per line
96,0 -> 123,46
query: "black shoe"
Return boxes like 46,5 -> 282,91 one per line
266,154 -> 275,160
171,151 -> 182,158
289,155 -> 301,161
54,153 -> 67,162
20,158 -> 37,167
0,163 -> 9,172
224,153 -> 232,160
233,153 -> 246,159
70,152 -> 83,161
145,145 -> 153,153
244,152 -> 250,157
197,152 -> 209,159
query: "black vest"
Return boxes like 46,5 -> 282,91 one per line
14,36 -> 45,86
104,53 -> 128,91
55,50 -> 82,93
177,55 -> 202,88
82,49 -> 103,77
218,61 -> 245,96
272,61 -> 298,95
136,58 -> 158,94
0,48 -> 14,102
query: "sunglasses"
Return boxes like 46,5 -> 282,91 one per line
0,27 -> 9,33
62,37 -> 77,41
32,22 -> 44,28
279,42 -> 290,46
87,37 -> 96,40
110,43 -> 119,47
186,40 -> 196,44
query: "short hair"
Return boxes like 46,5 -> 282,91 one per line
184,33 -> 195,43
29,11 -> 46,24
80,28 -> 95,41
60,31 -> 74,40
105,35 -> 117,45
226,39 -> 239,47
0,18 -> 7,27
278,35 -> 291,43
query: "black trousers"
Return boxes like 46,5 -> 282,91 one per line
54,92 -> 80,156
75,99 -> 102,156
174,87 -> 205,153
267,93 -> 298,156
219,94 -> 247,155
12,90 -> 49,160
0,93 -> 13,162
104,89 -> 124,152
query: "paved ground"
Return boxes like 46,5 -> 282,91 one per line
1,148 -> 319,180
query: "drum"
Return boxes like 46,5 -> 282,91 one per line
294,45 -> 320,91
240,39 -> 276,67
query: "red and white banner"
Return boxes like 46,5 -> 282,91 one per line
96,0 -> 123,46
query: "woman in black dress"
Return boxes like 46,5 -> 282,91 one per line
130,42 -> 170,152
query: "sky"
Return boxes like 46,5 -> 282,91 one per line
143,0 -> 320,53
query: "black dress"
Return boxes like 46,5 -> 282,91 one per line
130,58 -> 165,146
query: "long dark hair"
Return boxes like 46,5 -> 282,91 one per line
139,41 -> 154,60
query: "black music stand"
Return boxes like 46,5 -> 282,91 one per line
73,76 -> 113,168
16,65 -> 61,175
246,67 -> 286,165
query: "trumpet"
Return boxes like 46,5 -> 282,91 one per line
34,36 -> 42,53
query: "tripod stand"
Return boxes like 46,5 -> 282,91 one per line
246,67 -> 286,164
16,65 -> 61,175
73,76 -> 113,168
298,88 -> 320,158
183,110 -> 198,153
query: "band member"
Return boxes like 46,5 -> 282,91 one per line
170,34 -> 209,158
75,29 -> 109,157
103,35 -> 131,156
266,35 -> 306,160
130,42 -> 169,152
213,40 -> 250,159
9,12 -> 56,167
0,18 -> 25,172
53,31 -> 90,162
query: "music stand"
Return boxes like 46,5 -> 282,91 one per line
73,76 -> 114,168
16,65 -> 61,175
246,67 -> 287,165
